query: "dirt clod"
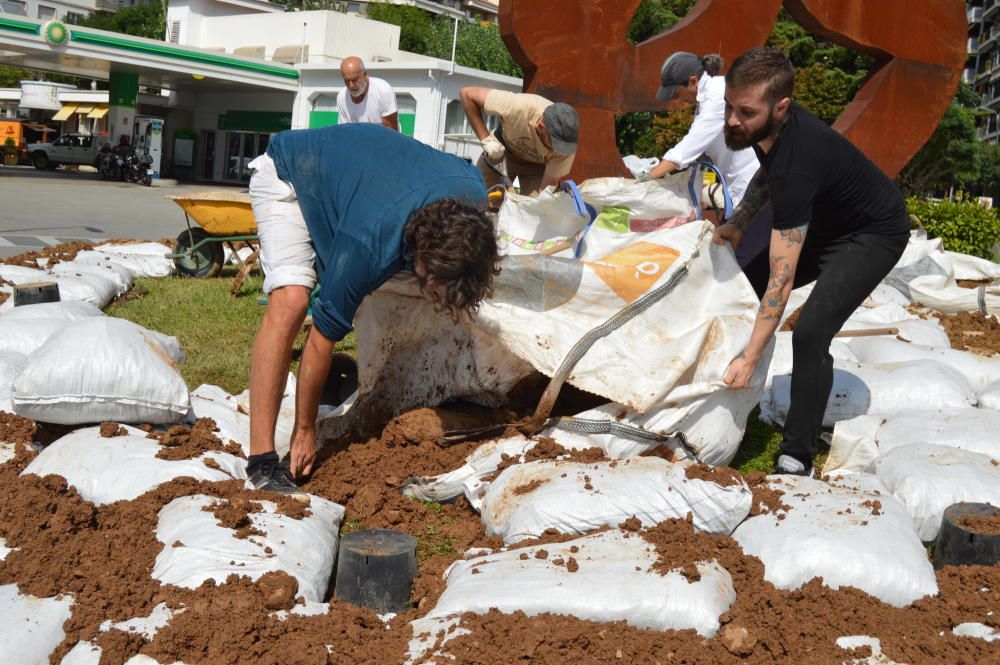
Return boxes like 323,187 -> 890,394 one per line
684,464 -> 744,488
933,310 -> 1000,356
151,418 -> 244,461
99,422 -> 129,438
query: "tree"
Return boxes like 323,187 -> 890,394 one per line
67,0 -> 166,40
426,17 -> 522,78
365,2 -> 436,55
897,84 -> 983,197
627,0 -> 697,44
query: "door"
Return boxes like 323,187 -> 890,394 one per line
223,132 -> 272,183
50,135 -> 73,161
201,131 -> 215,180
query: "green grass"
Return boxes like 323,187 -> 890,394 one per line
105,268 -> 356,394
731,407 -> 783,475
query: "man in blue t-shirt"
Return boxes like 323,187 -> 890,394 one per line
246,124 -> 497,498
712,48 -> 909,477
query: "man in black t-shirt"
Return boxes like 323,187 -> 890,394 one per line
713,48 -> 910,477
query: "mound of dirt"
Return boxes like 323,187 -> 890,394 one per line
0,411 -> 36,445
934,310 -> 1000,356
0,240 -> 94,268
150,418 -> 244,461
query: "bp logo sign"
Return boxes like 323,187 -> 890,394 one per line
43,21 -> 69,47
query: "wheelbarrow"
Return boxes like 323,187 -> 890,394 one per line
166,191 -> 260,292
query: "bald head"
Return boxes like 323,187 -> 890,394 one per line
341,57 -> 369,99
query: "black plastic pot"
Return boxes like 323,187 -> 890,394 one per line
934,502 -> 1000,569
334,529 -> 417,613
13,281 -> 60,307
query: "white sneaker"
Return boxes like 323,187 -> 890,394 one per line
775,454 -> 814,477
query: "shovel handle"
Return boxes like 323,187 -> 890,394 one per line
834,327 -> 899,338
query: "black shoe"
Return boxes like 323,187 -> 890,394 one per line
246,459 -> 310,503
775,454 -> 815,478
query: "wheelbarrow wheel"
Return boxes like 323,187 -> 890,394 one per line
173,228 -> 225,278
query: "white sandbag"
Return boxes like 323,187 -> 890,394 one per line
414,529 -> 735,650
849,337 -> 1000,390
0,318 -> 68,356
475,458 -> 752,544
761,360 -> 976,428
952,623 -> 1000,643
22,425 -> 245,505
766,331 -> 858,388
841,302 -> 951,348
978,380 -> 1000,410
92,242 -> 175,278
13,318 -> 189,425
189,384 -> 251,454
824,408 -> 1000,474
152,493 -> 344,603
866,284 -> 912,306
0,584 -> 74,665
0,351 -> 26,411
732,474 -> 937,607
51,259 -> 133,297
872,443 -> 1000,542
0,300 -> 104,322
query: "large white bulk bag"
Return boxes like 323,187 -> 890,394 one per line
762,360 -> 976,428
51,260 -> 132,298
0,351 -> 26,412
22,425 -> 245,505
732,474 -> 937,607
824,408 -> 1000,474
152,493 -> 344,603
189,384 -> 251,454
475,457 -> 752,544
13,318 -> 189,425
872,443 -> 1000,542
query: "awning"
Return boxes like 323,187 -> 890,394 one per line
73,105 -> 94,115
51,104 -> 78,122
87,106 -> 109,119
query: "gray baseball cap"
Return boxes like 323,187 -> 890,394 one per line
542,102 -> 579,155
656,51 -> 703,102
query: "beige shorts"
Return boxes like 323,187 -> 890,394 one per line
248,153 -> 317,295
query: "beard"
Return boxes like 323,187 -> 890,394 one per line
349,81 -> 369,100
724,109 -> 776,150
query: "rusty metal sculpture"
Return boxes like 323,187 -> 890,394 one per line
499,0 -> 967,181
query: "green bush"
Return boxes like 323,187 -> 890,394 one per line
907,197 -> 1000,259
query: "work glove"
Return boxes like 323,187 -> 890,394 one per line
481,135 -> 506,163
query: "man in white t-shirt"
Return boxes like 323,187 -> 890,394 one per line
336,57 -> 399,131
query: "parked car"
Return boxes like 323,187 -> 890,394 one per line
27,133 -> 100,170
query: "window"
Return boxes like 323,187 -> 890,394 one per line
2,0 -> 27,15
445,99 -> 467,135
312,94 -> 339,112
395,94 -> 416,116
347,2 -> 360,11
169,20 -> 181,44
66,11 -> 84,23
53,136 -> 71,146
80,136 -> 93,148
37,5 -> 55,20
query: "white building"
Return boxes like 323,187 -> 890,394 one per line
0,0 -> 148,24
0,0 -> 520,182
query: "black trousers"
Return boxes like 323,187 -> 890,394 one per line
743,229 -> 909,467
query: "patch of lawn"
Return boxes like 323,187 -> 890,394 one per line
732,406 -> 783,475
105,269 -> 357,394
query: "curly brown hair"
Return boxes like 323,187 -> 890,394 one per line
403,198 -> 500,319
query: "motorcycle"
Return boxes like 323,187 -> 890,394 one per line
123,152 -> 154,186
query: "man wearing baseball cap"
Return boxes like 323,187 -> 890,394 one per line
459,86 -> 579,195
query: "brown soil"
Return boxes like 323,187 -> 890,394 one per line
745,472 -> 791,519
957,507 -> 1000,535
957,279 -> 993,289
685,463 -> 744,488
3,395 -> 998,665
933,310 -> 1000,356
0,240 -> 94,268
489,437 -> 609,481
0,411 -> 36,445
0,292 -> 8,306
99,422 -> 129,438
511,478 -> 549,496
434,518 -> 1000,665
204,498 -> 266,539
150,418 -> 245,461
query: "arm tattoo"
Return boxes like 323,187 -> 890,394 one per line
729,168 -> 769,230
760,254 -> 794,321
778,224 -> 807,248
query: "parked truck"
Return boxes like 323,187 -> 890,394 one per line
27,133 -> 101,169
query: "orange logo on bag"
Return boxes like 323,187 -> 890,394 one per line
588,242 -> 680,304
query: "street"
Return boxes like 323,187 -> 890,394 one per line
0,166 -> 244,258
